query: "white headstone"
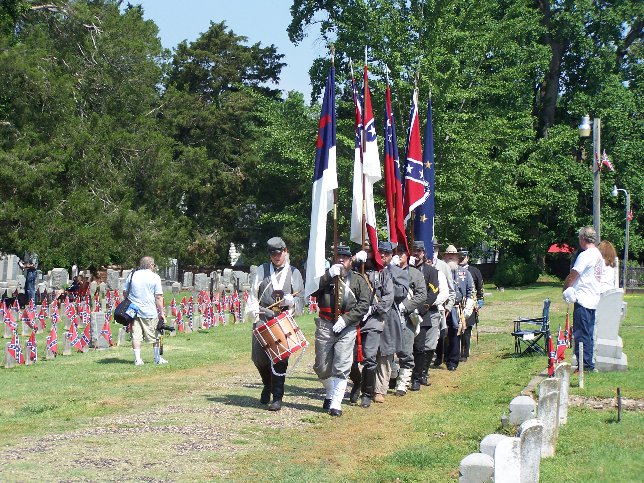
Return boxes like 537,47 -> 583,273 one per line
5,255 -> 20,281
480,434 -> 508,458
171,282 -> 181,294
594,289 -> 628,371
459,453 -> 494,483
49,268 -> 69,290
194,273 -> 210,292
537,384 -> 560,458
183,271 -> 193,289
554,363 -> 572,424
494,436 -> 521,482
517,419 -> 543,483
509,395 -> 536,426
106,269 -> 119,290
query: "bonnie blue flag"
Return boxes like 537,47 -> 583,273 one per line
305,67 -> 337,297
414,94 -> 435,254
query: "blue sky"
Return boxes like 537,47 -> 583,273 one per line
133,0 -> 323,101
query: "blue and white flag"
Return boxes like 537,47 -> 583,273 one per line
305,67 -> 337,297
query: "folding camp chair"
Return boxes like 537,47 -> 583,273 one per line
512,299 -> 551,356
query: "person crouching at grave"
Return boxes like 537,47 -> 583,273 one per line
348,242 -> 393,408
246,237 -> 304,411
458,249 -> 484,362
393,245 -> 427,396
410,241 -> 450,390
442,246 -> 475,371
312,245 -> 370,416
124,256 -> 167,366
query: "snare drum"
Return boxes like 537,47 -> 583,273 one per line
253,312 -> 308,363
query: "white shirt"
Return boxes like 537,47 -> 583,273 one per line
123,269 -> 162,318
599,263 -> 618,293
572,246 -> 603,309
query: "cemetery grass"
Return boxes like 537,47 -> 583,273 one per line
0,286 -> 641,482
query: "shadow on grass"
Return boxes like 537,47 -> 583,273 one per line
205,393 -> 322,412
95,357 -> 131,364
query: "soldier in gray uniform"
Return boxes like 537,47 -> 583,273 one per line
431,238 -> 456,367
312,245 -> 370,416
373,241 -> 409,403
348,242 -> 394,408
246,237 -> 304,411
394,244 -> 427,396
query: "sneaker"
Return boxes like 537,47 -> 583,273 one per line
410,380 -> 421,391
395,389 -> 406,397
134,359 -> 144,366
373,393 -> 385,403
360,396 -> 372,408
155,357 -> 168,365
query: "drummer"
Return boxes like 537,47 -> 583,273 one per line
246,237 -> 304,411
312,244 -> 370,416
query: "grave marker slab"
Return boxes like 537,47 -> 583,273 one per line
480,434 -> 508,458
509,395 -> 536,426
459,453 -> 494,483
517,419 -> 543,483
494,436 -> 521,483
554,362 -> 572,424
537,385 -> 560,458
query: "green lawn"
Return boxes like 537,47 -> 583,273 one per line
0,284 -> 642,482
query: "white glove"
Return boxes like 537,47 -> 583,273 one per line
415,320 -> 421,336
362,306 -> 374,321
390,255 -> 400,266
563,287 -> 577,304
282,293 -> 295,307
409,256 -> 418,266
355,250 -> 368,263
332,316 -> 346,333
398,302 -> 406,314
328,263 -> 343,278
463,298 -> 474,318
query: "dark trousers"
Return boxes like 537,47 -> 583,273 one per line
461,326 -> 473,359
434,330 -> 446,365
255,358 -> 288,400
349,329 -> 381,398
446,325 -> 461,368
573,303 -> 596,370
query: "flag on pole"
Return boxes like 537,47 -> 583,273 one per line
556,326 -> 567,362
8,331 -> 25,364
66,323 -> 83,351
349,60 -> 383,268
176,311 -> 185,333
27,329 -> 37,362
403,88 -> 428,223
100,319 -> 114,346
80,322 -> 91,349
413,93 -> 436,253
548,333 -> 555,377
600,150 -> 614,171
564,308 -> 571,348
38,305 -> 48,330
46,323 -> 58,354
4,309 -> 17,331
304,66 -> 337,297
383,83 -> 408,252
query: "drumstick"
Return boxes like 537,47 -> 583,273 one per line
265,290 -> 302,310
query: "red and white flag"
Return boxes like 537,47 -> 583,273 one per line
600,150 -> 614,171
46,323 -> 58,354
27,329 -> 37,363
8,331 -> 25,364
66,323 -> 83,351
548,334 -> 556,377
556,326 -> 567,362
79,322 -> 91,349
403,87 -> 428,223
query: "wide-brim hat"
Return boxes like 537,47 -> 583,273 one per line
431,237 -> 441,248
444,244 -> 460,255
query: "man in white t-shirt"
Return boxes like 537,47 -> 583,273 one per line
123,256 -> 166,366
563,227 -> 603,371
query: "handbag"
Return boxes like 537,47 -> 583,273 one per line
114,270 -> 139,325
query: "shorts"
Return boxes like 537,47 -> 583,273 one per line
131,316 -> 159,343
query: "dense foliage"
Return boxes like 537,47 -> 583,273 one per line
0,0 -> 641,276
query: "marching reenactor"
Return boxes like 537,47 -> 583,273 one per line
393,244 -> 427,396
442,245 -> 474,371
348,242 -> 394,408
430,238 -> 455,367
458,249 -> 484,362
373,241 -> 410,403
312,245 -> 370,416
246,237 -> 304,412
410,241 -> 450,390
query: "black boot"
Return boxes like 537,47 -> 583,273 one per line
349,361 -> 361,403
421,351 -> 433,385
260,386 -> 271,404
360,366 -> 376,404
349,384 -> 360,404
410,352 -> 424,391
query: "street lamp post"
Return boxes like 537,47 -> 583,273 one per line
612,185 -> 630,290
578,116 -> 601,240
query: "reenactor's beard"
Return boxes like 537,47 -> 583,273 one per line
447,261 -> 459,271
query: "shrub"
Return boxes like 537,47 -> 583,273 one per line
493,257 -> 541,287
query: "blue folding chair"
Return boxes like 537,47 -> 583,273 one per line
512,299 -> 551,357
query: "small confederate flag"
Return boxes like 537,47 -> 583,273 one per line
170,297 -> 178,317
556,326 -> 567,362
308,296 -> 318,314
8,331 -> 25,364
79,322 -> 91,349
564,308 -> 571,348
27,329 -> 37,363
46,324 -> 58,354
180,296 -> 187,315
21,308 -> 36,331
4,309 -> 18,331
243,290 -> 249,303
548,334 -> 556,377
100,319 -> 113,346
176,311 -> 185,333
66,323 -> 83,351
37,305 -> 48,330
600,150 -> 614,171
13,297 -> 20,312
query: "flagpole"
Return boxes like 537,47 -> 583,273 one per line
330,45 -> 341,323
361,47 -> 368,253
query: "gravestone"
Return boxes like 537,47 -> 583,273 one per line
221,269 -> 233,292
5,254 -> 20,281
183,271 -> 193,289
167,258 -> 178,282
554,362 -> 572,424
4,322 -> 12,339
537,380 -> 560,457
480,434 -> 508,458
90,312 -> 104,347
509,395 -> 536,426
232,270 -> 247,291
122,269 -> 132,283
98,282 -> 107,296
517,419 -> 543,483
171,282 -> 181,294
117,327 -> 127,346
4,344 -> 17,368
89,281 -> 98,298
459,453 -> 494,483
17,274 -> 25,289
106,269 -> 119,290
36,282 -> 47,295
594,289 -> 628,371
49,268 -> 69,290
0,257 -> 6,282
194,273 -> 210,292
62,334 -> 72,355
494,436 -> 521,483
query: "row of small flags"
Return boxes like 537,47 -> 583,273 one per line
4,290 -> 320,366
548,309 -> 572,377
